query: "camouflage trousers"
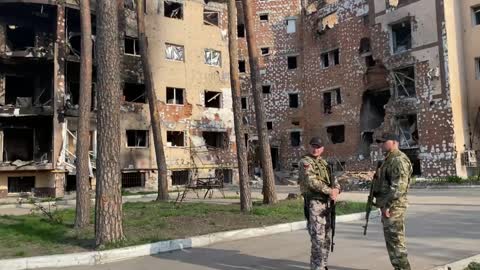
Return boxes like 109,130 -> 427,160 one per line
382,205 -> 411,270
307,199 -> 331,270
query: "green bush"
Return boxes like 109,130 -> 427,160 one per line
464,262 -> 480,270
445,175 -> 463,183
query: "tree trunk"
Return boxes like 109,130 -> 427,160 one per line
227,0 -> 252,212
135,0 -> 169,201
74,0 -> 93,229
94,0 -> 125,247
241,0 -> 277,204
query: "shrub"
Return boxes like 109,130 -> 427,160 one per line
464,262 -> 480,270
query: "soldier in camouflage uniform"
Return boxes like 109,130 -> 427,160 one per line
374,133 -> 413,270
298,137 -> 340,270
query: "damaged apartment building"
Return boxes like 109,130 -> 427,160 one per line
0,0 -> 237,198
239,0 -> 480,178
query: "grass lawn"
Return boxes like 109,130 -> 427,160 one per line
0,200 -> 366,259
465,262 -> 480,270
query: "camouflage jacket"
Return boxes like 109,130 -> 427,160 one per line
373,149 -> 412,209
298,155 -> 336,201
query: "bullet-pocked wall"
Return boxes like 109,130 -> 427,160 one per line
237,0 -> 304,171
240,0 -> 473,178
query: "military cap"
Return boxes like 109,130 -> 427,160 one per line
376,133 -> 400,143
309,136 -> 324,147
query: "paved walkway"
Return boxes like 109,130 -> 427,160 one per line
47,188 -> 480,270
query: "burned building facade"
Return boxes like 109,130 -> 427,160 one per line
0,0 -> 236,198
240,0 -> 480,178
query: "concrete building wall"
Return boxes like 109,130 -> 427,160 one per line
460,0 -> 480,150
0,0 -> 237,197
237,0 -> 304,171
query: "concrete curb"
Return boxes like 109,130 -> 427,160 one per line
0,210 -> 380,270
431,254 -> 480,270
411,185 -> 480,190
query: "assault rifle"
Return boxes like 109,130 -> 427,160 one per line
363,161 -> 382,235
328,164 -> 336,252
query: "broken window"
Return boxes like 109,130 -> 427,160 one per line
202,131 -> 228,148
288,56 -> 298,69
365,55 -> 376,67
3,128 -> 34,161
261,47 -> 270,56
286,18 -> 296,33
5,75 -> 34,106
167,131 -> 185,147
270,147 -> 279,170
124,37 -> 140,56
267,121 -> 273,130
360,132 -> 374,158
241,97 -> 248,109
292,121 -> 300,126
66,8 -> 97,57
67,82 -> 80,107
321,53 -> 330,68
166,87 -> 184,105
474,6 -> 480,25
68,34 -> 82,57
238,60 -> 246,73
393,66 -> 416,97
67,81 -> 96,110
172,170 -> 189,185
6,25 -> 35,52
204,8 -> 219,26
205,49 -> 221,66
396,115 -> 419,148
165,43 -> 184,61
259,13 -> 269,21
66,175 -> 78,192
124,83 -> 146,103
237,24 -> 245,38
359,38 -> 371,54
289,93 -> 299,108
205,91 -> 222,108
290,131 -> 301,147
321,49 -> 340,68
391,20 -> 412,54
333,49 -> 340,65
362,14 -> 370,26
126,130 -> 148,148
8,177 -> 35,193
4,65 -> 53,107
360,90 -> 390,131
323,88 -> 341,114
1,117 -> 52,162
326,125 -> 345,144
121,172 -> 145,188
164,1 -> 183,19
262,85 -> 271,94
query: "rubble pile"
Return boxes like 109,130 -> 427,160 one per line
336,171 -> 375,191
